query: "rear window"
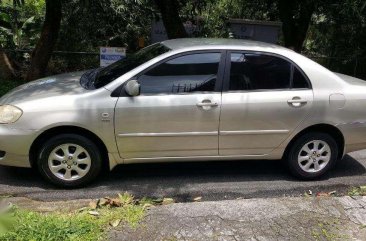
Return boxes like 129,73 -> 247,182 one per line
229,52 -> 310,91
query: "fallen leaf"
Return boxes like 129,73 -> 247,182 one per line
98,198 -> 109,207
0,202 -> 13,214
110,219 -> 121,227
143,203 -> 154,209
88,211 -> 100,216
77,207 -> 88,213
193,197 -> 202,202
328,191 -> 337,195
109,198 -> 122,207
152,198 -> 163,205
316,192 -> 329,197
89,201 -> 98,209
162,198 -> 175,205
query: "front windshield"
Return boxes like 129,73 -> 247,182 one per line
80,43 -> 171,89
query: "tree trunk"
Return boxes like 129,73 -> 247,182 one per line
278,0 -> 315,52
26,0 -> 62,81
154,0 -> 187,39
0,49 -> 16,81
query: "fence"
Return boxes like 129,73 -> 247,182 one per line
5,49 -> 366,80
5,49 -> 100,76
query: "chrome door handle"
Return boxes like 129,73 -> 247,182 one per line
197,102 -> 218,107
287,97 -> 307,107
287,99 -> 307,104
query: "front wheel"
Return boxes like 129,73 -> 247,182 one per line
37,134 -> 102,187
286,132 -> 338,180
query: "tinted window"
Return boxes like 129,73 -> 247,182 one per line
138,53 -> 221,94
292,67 -> 309,88
229,53 -> 291,91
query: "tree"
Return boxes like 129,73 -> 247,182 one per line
278,0 -> 316,52
0,49 -> 16,80
153,0 -> 187,39
0,0 -> 20,81
26,0 -> 61,81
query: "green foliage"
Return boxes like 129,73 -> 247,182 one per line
58,0 -> 155,53
0,0 -> 45,49
1,0 -> 366,80
180,0 -> 277,38
0,80 -> 22,96
180,0 -> 366,79
0,209 -> 102,241
0,194 -> 146,241
311,219 -> 349,241
348,185 -> 366,196
305,0 -> 366,78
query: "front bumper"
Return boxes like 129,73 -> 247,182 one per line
0,125 -> 38,168
0,152 -> 31,168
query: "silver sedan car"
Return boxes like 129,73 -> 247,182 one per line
0,38 -> 365,187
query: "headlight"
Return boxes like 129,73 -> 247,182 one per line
0,105 -> 23,124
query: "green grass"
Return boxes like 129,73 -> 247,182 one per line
0,193 -> 146,241
0,80 -> 23,97
0,195 -> 12,200
348,185 -> 366,196
311,220 -> 350,241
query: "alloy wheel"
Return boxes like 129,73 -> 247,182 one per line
48,143 -> 91,181
297,140 -> 331,173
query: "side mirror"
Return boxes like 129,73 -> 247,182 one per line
125,79 -> 140,96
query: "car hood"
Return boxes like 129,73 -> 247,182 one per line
0,71 -> 88,105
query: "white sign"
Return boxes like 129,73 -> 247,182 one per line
100,47 -> 126,67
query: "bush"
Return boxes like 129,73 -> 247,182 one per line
0,80 -> 23,97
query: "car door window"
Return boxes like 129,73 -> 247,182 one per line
292,66 -> 310,89
229,53 -> 293,91
138,53 -> 221,95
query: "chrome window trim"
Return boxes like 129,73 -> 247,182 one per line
223,88 -> 311,94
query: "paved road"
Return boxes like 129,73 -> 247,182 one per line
0,151 -> 365,202
110,197 -> 366,241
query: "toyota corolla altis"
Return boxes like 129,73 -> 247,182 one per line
1,38 -> 365,187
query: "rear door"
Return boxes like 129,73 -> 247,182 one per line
219,51 -> 313,156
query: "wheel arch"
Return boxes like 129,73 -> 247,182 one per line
29,126 -> 110,170
283,124 -> 345,160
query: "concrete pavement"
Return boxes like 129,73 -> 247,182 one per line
110,196 -> 366,241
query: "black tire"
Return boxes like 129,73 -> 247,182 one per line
37,134 -> 102,188
286,132 -> 338,180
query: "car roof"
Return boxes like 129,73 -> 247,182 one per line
161,38 -> 288,51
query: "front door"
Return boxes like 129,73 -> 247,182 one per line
219,51 -> 314,156
115,51 -> 225,159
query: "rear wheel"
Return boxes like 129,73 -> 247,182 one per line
286,132 -> 338,179
37,134 -> 102,187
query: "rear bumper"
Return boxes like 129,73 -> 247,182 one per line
338,122 -> 366,155
0,125 -> 38,168
345,143 -> 366,154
